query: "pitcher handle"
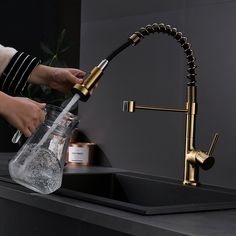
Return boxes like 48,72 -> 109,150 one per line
12,130 -> 23,144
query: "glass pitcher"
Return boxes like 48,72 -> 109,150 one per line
9,104 -> 79,194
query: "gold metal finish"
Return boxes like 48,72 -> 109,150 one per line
128,101 -> 135,112
135,105 -> 187,113
129,33 -> 141,45
208,133 -> 219,156
73,66 -> 103,101
124,85 -> 219,186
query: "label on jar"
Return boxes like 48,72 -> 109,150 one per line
68,146 -> 89,164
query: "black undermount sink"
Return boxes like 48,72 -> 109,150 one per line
56,172 -> 236,215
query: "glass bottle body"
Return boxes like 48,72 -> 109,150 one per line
9,105 -> 78,194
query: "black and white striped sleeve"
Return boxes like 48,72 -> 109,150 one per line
0,51 -> 40,95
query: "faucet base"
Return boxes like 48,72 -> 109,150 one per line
183,180 -> 198,186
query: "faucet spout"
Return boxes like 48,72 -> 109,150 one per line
72,23 -> 198,102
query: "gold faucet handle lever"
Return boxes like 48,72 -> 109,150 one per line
208,133 -> 220,156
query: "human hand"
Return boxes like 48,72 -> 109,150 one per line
29,64 -> 85,93
0,92 -> 46,137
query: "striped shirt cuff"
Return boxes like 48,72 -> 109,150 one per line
0,51 -> 40,95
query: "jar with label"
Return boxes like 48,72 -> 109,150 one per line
66,128 -> 79,164
68,142 -> 96,166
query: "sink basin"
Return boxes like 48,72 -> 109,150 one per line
56,172 -> 236,215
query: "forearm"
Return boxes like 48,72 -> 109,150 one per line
28,64 -> 53,86
0,44 -> 40,95
0,91 -> 11,115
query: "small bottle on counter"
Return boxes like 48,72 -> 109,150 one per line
68,142 -> 96,166
66,128 -> 79,164
66,128 -> 96,166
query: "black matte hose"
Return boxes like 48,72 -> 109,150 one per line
106,40 -> 133,62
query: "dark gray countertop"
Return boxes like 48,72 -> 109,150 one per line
1,153 -> 236,236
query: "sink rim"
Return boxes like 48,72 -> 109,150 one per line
57,171 -> 236,215
2,172 -> 236,215
57,187 -> 236,215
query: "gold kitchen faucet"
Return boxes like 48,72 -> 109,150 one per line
123,86 -> 219,186
72,22 -> 219,186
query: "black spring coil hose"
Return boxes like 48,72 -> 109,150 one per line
106,23 -> 197,85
